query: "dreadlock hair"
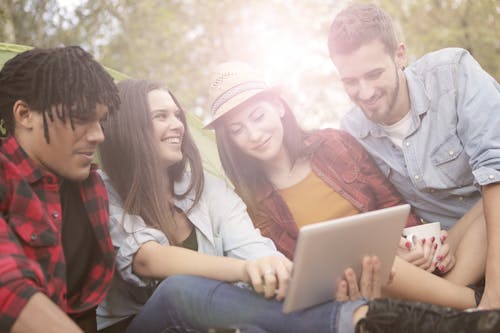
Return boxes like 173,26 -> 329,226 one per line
99,79 -> 204,241
0,46 -> 119,142
214,93 -> 312,226
328,3 -> 399,57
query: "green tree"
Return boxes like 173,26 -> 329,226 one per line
375,0 -> 499,79
1,0 -> 498,127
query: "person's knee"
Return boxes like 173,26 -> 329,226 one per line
155,275 -> 195,299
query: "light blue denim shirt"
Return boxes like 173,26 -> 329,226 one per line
341,48 -> 500,229
96,170 -> 281,329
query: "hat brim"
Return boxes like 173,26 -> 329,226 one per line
203,85 -> 281,129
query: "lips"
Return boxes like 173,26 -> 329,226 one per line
162,136 -> 182,144
75,150 -> 95,163
253,137 -> 271,150
361,94 -> 382,107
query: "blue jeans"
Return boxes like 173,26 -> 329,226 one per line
124,275 -> 366,333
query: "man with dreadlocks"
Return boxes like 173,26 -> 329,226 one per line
0,46 -> 120,333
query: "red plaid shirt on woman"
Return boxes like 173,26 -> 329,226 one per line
246,129 -> 421,259
0,136 -> 115,332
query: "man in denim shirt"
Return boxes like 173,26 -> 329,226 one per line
328,3 -> 500,309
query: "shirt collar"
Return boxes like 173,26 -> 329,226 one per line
405,69 -> 431,118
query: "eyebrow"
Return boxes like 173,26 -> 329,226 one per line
150,108 -> 180,114
341,67 -> 384,81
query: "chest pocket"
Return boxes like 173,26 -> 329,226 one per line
9,214 -> 58,247
430,134 -> 474,186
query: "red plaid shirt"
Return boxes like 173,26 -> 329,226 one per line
0,136 -> 114,332
248,129 -> 420,259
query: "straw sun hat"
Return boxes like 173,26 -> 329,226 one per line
204,61 -> 280,128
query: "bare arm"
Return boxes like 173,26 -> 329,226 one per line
11,292 -> 82,333
479,182 -> 500,309
132,241 -> 247,282
132,241 -> 292,300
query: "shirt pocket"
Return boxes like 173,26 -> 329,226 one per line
334,159 -> 361,184
430,134 -> 474,187
9,214 -> 58,247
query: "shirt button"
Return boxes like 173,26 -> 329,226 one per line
30,233 -> 38,241
458,196 -> 464,201
52,211 -> 59,219
414,175 -> 420,180
489,175 -> 495,180
448,150 -> 454,156
405,142 -> 411,147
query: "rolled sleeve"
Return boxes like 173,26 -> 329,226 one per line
102,172 -> 169,288
455,51 -> 500,186
0,279 -> 40,332
473,167 -> 500,186
205,175 -> 281,260
109,213 -> 168,288
0,220 -> 47,332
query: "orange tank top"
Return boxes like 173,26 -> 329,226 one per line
279,171 -> 360,228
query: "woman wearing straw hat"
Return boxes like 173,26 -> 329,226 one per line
204,62 -> 487,309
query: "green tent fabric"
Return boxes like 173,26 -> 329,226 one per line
0,42 -> 224,178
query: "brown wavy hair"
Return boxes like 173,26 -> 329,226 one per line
99,79 -> 204,239
328,3 -> 398,57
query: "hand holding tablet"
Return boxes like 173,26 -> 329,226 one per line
282,204 -> 410,313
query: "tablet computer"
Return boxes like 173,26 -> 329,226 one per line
282,204 -> 410,314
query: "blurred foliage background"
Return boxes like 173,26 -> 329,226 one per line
1,0 -> 498,130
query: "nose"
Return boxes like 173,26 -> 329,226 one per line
87,121 -> 105,144
168,115 -> 184,131
357,80 -> 375,101
246,123 -> 262,142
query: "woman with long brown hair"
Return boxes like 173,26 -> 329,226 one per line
96,79 -> 291,332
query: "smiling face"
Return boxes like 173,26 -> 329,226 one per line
222,97 -> 286,166
331,39 -> 409,125
20,103 -> 108,181
147,89 -> 185,167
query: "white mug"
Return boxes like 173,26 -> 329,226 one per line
403,222 -> 441,263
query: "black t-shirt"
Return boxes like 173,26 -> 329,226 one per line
180,226 -> 198,251
60,180 -> 100,300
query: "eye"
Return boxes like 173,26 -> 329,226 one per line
342,78 -> 357,87
72,114 -> 93,125
152,112 -> 167,121
365,70 -> 383,80
99,112 -> 108,122
250,110 -> 265,122
99,113 -> 108,123
229,125 -> 243,136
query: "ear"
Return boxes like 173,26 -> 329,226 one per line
273,98 -> 285,118
12,100 -> 36,130
394,43 -> 407,70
